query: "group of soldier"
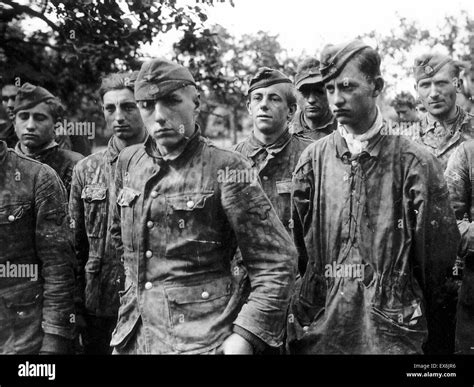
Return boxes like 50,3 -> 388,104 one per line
0,38 -> 474,355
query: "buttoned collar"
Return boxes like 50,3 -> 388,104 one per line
422,105 -> 463,135
246,127 -> 292,159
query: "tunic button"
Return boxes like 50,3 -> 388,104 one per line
201,291 -> 210,300
262,176 -> 269,181
8,215 -> 15,222
145,250 -> 153,259
186,200 -> 194,209
145,282 -> 153,290
151,191 -> 158,198
351,161 -> 357,167
17,311 -> 25,317
303,326 -> 309,332
147,221 -> 154,229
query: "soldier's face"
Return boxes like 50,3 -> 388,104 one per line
325,61 -> 379,132
416,65 -> 460,120
1,85 -> 18,121
15,102 -> 55,151
394,105 -> 419,123
138,86 -> 199,149
103,88 -> 144,142
297,83 -> 330,121
247,84 -> 295,135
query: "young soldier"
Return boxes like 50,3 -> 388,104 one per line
110,58 -> 296,354
288,40 -> 460,354
414,53 -> 474,169
0,139 -> 76,354
13,83 -> 83,194
390,91 -> 420,124
290,58 -> 337,141
69,72 -> 147,354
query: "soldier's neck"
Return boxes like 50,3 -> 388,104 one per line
253,125 -> 287,145
116,129 -> 147,151
429,105 -> 458,125
20,140 -> 55,157
344,106 -> 378,136
304,110 -> 332,131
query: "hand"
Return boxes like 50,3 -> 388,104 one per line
220,333 -> 254,355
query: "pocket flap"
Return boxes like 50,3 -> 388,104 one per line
165,277 -> 232,305
166,191 -> 214,211
276,179 -> 292,194
117,187 -> 141,207
0,203 -> 31,224
81,185 -> 107,202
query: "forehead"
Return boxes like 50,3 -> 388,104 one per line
17,101 -> 52,117
331,60 -> 368,84
2,85 -> 18,96
250,83 -> 289,99
103,88 -> 135,104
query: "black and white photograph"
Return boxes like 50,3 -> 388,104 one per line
0,0 -> 474,385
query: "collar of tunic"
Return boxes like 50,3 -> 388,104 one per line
15,140 -> 58,161
246,127 -> 292,159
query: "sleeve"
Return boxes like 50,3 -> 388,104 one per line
445,143 -> 474,258
291,148 -> 314,276
110,155 -> 124,265
68,164 -> 88,316
35,165 -> 76,340
406,153 -> 461,354
220,156 -> 297,347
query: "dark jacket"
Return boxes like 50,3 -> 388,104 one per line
0,140 -> 76,354
110,130 -> 296,354
290,111 -> 337,141
289,127 -> 460,354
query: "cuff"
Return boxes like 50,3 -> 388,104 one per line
233,325 -> 267,354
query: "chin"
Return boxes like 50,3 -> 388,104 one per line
154,137 -> 181,149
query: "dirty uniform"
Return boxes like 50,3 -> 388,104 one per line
110,130 -> 296,354
415,107 -> 474,169
69,135 -> 124,353
15,142 -> 83,196
290,111 -> 337,142
288,127 -> 460,354
234,128 -> 313,233
445,140 -> 474,354
0,140 -> 76,354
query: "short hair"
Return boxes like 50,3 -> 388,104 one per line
43,98 -> 65,122
391,92 -> 416,110
351,47 -> 381,82
248,83 -> 297,108
99,71 -> 138,101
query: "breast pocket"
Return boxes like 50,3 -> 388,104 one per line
81,185 -> 108,238
0,202 -> 33,245
165,276 -> 233,352
117,187 -> 141,250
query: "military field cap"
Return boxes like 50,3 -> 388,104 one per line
320,40 -> 370,83
135,58 -> 196,101
247,67 -> 292,95
295,58 -> 323,90
413,53 -> 454,82
13,82 -> 57,114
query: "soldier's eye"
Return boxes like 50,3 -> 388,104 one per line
138,100 -> 155,110
17,112 -> 29,120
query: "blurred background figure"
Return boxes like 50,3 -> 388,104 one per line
390,91 -> 420,123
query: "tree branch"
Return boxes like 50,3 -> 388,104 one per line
2,0 -> 61,33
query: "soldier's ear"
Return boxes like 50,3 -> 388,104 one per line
372,76 -> 384,97
246,99 -> 251,114
413,83 -> 418,93
454,78 -> 463,93
287,103 -> 297,121
193,93 -> 201,116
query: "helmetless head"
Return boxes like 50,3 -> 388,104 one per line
1,84 -> 18,122
391,92 -> 419,123
135,58 -> 200,152
413,53 -> 462,122
14,83 -> 63,153
320,40 -> 384,135
246,67 -> 297,139
99,71 -> 145,145
294,58 -> 330,123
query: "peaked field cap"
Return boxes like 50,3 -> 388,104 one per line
13,82 -> 57,114
320,40 -> 371,83
295,58 -> 323,89
413,53 -> 454,82
135,57 -> 196,100
247,67 -> 292,95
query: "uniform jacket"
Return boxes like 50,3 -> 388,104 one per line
415,107 -> 474,169
0,140 -> 76,354
15,142 -> 83,195
445,140 -> 474,353
289,111 -> 337,141
110,130 -> 296,354
289,127 -> 460,354
234,129 -> 313,233
69,136 -> 124,318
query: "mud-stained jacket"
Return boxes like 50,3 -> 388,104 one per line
110,130 -> 296,354
445,140 -> 474,354
234,129 -> 313,234
289,128 -> 460,354
69,136 -> 124,318
415,106 -> 474,169
15,142 -> 83,195
290,111 -> 337,142
0,140 -> 76,354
